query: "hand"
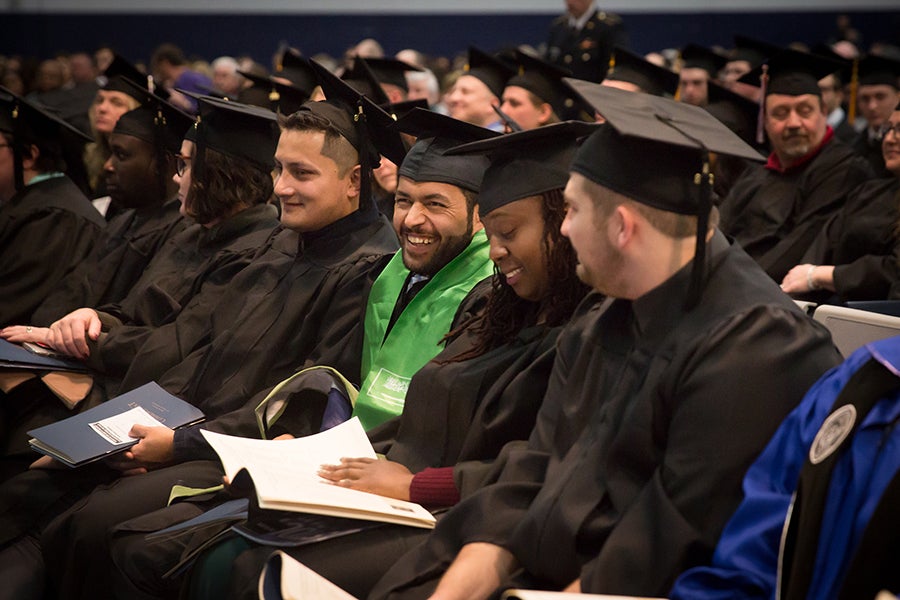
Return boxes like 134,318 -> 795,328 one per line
28,455 -> 67,470
48,308 -> 102,359
105,424 -> 174,476
781,264 -> 836,295
318,457 -> 414,501
562,578 -> 581,593
428,543 -> 517,600
0,325 -> 52,345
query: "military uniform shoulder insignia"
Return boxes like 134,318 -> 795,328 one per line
595,11 -> 622,25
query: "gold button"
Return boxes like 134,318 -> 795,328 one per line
582,53 -> 591,61
564,55 -> 573,64
587,21 -> 595,29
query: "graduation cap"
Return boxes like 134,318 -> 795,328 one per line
100,54 -> 150,101
680,44 -> 728,78
604,46 -> 680,97
273,48 -> 319,94
238,70 -> 313,115
0,85 -> 93,190
463,47 -> 516,99
704,81 -> 764,151
356,57 -> 423,94
114,78 -> 195,153
446,121 -> 600,216
857,54 -> 900,89
730,35 -> 782,68
561,80 -> 763,307
391,107 -> 500,192
505,49 -> 593,120
341,59 -> 391,105
190,96 -> 280,183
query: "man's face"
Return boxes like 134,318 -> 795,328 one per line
0,135 -> 15,203
765,93 -> 827,163
857,84 -> 900,130
678,67 -> 709,106
445,75 -> 498,128
565,0 -> 593,18
501,86 -> 549,131
393,177 -> 477,276
818,74 -> 843,114
92,90 -> 137,135
212,67 -> 243,96
174,139 -> 194,217
273,129 -> 358,233
104,133 -> 159,208
561,173 -> 625,295
883,109 -> 900,176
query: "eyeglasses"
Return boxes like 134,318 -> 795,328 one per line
882,123 -> 900,140
175,154 -> 190,177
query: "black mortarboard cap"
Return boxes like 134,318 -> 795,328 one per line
680,44 -> 728,78
857,54 -> 900,89
810,43 -> 853,84
731,35 -> 782,68
604,46 -> 680,97
238,70 -> 312,115
562,81 -> 763,306
505,49 -> 593,119
193,96 -> 279,172
273,48 -> 319,94
113,78 -> 195,153
101,54 -> 149,101
704,81 -> 764,151
447,121 -> 601,216
0,86 -> 93,190
341,59 -> 391,105
391,108 -> 500,192
738,47 -> 844,96
464,47 -> 516,99
356,57 -> 423,93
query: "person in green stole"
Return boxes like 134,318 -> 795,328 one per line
353,109 -> 501,430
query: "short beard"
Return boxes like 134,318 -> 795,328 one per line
403,208 -> 475,277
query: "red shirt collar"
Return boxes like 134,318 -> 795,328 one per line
765,126 -> 835,174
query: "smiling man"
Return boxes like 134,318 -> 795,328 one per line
719,48 -> 873,283
352,108 -> 497,430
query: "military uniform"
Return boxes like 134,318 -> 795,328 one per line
544,8 -> 627,83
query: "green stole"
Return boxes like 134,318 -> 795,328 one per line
353,230 -> 493,430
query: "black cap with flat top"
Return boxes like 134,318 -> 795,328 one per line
704,81 -> 764,150
604,46 -> 680,97
101,54 -> 150,101
738,48 -> 844,97
562,81 -> 763,306
464,47 -> 516,99
731,35 -> 782,68
506,49 -> 593,119
113,78 -> 195,153
391,107 -> 499,192
680,44 -> 728,78
238,70 -> 313,115
447,121 -> 600,216
355,57 -> 423,93
273,48 -> 319,93
857,54 -> 900,89
191,96 -> 279,174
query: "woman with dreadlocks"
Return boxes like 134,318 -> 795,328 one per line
184,122 -> 598,600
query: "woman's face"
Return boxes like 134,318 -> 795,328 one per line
482,195 -> 552,302
92,90 -> 139,135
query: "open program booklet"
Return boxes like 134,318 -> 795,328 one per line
201,418 -> 436,529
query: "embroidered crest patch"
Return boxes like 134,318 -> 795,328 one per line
809,404 -> 857,464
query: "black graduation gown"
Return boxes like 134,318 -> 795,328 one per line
851,129 -> 889,178
35,210 -> 400,600
719,137 -> 874,283
30,197 -> 187,326
107,292 -> 563,600
544,9 -> 627,84
370,232 -> 842,600
0,176 -> 104,327
80,203 -> 279,381
797,177 -> 900,302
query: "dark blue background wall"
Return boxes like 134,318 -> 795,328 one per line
3,10 -> 899,65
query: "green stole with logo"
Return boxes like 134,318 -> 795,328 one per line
353,230 -> 492,430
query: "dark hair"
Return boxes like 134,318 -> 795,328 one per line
151,43 -> 187,68
278,110 -> 359,177
8,131 -> 66,174
448,188 -> 590,361
185,146 -> 273,224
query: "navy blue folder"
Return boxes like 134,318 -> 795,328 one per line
27,382 -> 204,467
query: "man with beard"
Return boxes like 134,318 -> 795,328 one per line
369,85 -> 840,600
29,85 -> 191,327
719,48 -> 873,283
